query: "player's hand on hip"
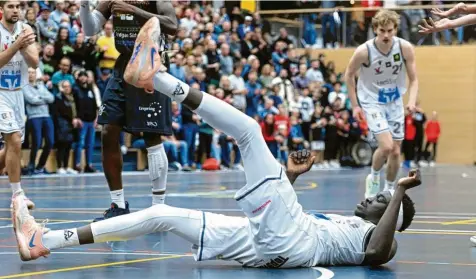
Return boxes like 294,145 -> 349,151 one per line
287,149 -> 316,176
352,106 -> 365,122
397,169 -> 422,190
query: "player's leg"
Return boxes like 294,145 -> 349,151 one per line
11,190 -> 203,261
123,72 -> 172,206
95,72 -> 129,220
361,104 -> 394,197
143,133 -> 168,205
384,102 -> 405,190
0,146 -> 5,171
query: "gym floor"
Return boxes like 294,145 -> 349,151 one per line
0,165 -> 475,279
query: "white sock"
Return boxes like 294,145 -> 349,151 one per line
370,168 -> 380,182
147,143 -> 168,205
384,180 -> 395,191
110,189 -> 126,209
11,182 -> 21,194
153,72 -> 190,103
42,228 -> 79,250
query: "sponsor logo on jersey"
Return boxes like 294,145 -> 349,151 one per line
374,67 -> 383,75
393,53 -> 401,62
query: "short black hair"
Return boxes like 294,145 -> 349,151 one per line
398,194 -> 415,232
0,1 -> 6,7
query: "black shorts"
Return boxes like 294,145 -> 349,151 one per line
97,56 -> 172,135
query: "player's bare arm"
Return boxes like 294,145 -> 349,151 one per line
286,150 -> 315,185
362,169 -> 421,266
419,7 -> 476,34
344,44 -> 368,122
401,40 -> 418,112
110,0 -> 178,35
19,25 -> 39,68
80,1 -> 109,36
431,2 -> 476,18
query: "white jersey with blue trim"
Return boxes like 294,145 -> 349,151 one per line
0,22 -> 28,91
357,37 -> 407,105
310,213 -> 376,266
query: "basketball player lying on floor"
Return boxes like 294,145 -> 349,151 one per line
12,18 -> 420,268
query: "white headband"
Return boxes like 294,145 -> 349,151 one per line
389,189 -> 404,231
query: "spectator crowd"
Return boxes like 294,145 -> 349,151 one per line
1,0 -> 440,175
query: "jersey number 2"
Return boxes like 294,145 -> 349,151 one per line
392,64 -> 402,75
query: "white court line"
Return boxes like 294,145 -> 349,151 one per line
0,251 -> 190,256
0,220 -> 90,229
406,228 -> 476,234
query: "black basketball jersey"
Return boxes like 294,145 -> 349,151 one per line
112,1 -> 166,55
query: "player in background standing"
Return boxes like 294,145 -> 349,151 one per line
345,10 -> 419,198
0,0 -> 38,208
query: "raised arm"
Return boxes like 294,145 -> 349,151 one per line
363,169 -> 421,266
20,25 -> 39,68
110,0 -> 178,35
80,1 -> 110,36
344,44 -> 368,122
285,150 -> 315,185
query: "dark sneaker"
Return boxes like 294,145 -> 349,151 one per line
84,165 -> 98,173
93,202 -> 130,222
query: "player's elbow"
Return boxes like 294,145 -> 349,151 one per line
29,57 -> 40,69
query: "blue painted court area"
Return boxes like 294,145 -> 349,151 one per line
0,166 -> 476,278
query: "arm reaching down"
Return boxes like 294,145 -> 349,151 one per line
401,40 -> 418,113
344,44 -> 368,122
362,169 -> 421,266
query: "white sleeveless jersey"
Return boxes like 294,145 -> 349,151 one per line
0,22 -> 29,91
357,38 -> 407,105
310,213 -> 376,266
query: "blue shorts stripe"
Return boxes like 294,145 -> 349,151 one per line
235,168 -> 283,201
198,211 -> 206,261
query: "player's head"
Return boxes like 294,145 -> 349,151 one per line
354,190 -> 415,232
0,1 -> 21,24
372,10 -> 400,44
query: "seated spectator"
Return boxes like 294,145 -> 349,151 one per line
37,7 -> 58,44
289,115 -> 306,152
52,57 -> 75,93
245,71 -> 263,117
23,68 -> 55,175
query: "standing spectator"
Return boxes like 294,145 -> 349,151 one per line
39,44 -> 57,85
23,68 -> 55,175
310,105 -> 327,167
69,33 -> 88,70
73,71 -> 98,173
245,71 -> 262,117
24,8 -> 39,42
237,15 -> 255,39
288,115 -> 305,151
54,81 -> 79,174
180,8 -> 198,36
205,40 -> 220,84
271,41 -> 287,74
37,7 -> 58,44
228,64 -> 247,112
412,102 -> 427,166
402,111 -> 417,169
181,106 -> 199,167
424,111 -> 440,166
271,69 -> 295,105
299,88 -> 314,141
96,21 -> 120,73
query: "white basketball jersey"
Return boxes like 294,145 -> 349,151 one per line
0,22 -> 29,91
310,213 -> 376,266
357,38 -> 407,105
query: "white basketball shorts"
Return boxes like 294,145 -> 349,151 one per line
0,89 -> 25,142
361,99 -> 404,141
193,166 -> 318,268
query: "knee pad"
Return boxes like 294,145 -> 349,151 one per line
147,144 -> 168,181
